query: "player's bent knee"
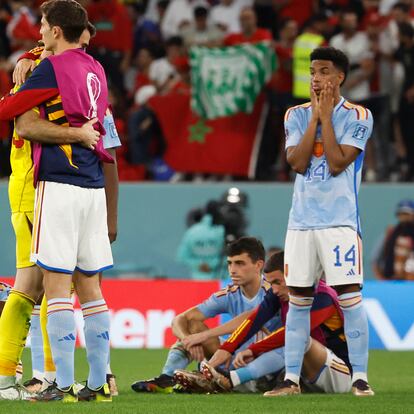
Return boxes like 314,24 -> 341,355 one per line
188,319 -> 208,334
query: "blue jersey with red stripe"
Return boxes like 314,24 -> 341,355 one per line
0,58 -> 104,188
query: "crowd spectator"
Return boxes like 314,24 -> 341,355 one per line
292,13 -> 328,102
395,21 -> 414,180
272,0 -> 316,27
161,0 -> 208,39
209,0 -> 252,35
87,0 -> 133,94
148,36 -> 184,91
223,6 -> 272,46
330,9 -> 378,180
180,6 -> 223,48
260,18 -> 298,181
372,199 -> 414,280
6,0 -> 39,55
131,1 -> 166,61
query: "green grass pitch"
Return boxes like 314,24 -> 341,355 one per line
0,349 -> 413,413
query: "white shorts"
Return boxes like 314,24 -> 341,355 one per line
31,181 -> 113,274
305,348 -> 351,394
284,227 -> 363,287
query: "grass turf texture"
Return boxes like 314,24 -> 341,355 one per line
0,349 -> 413,413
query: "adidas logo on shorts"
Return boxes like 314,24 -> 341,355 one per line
346,269 -> 356,276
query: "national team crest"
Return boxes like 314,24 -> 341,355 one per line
352,124 -> 368,140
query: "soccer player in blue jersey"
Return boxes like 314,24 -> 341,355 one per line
272,46 -> 374,397
131,237 -> 280,393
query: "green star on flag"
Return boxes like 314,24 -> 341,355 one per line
189,119 -> 212,143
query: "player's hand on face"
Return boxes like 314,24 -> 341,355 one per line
188,344 -> 205,362
233,349 -> 254,368
310,88 -> 320,122
208,349 -> 232,368
183,331 -> 207,349
12,59 -> 36,86
79,117 -> 100,150
318,82 -> 334,121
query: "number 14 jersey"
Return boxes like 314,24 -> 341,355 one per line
284,97 -> 373,233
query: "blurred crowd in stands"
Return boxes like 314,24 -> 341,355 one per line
1,0 -> 414,182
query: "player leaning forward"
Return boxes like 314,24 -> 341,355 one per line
274,46 -> 374,397
0,0 -> 113,402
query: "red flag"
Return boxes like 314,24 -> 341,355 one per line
149,87 -> 267,178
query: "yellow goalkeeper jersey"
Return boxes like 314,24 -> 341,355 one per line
8,57 -> 41,213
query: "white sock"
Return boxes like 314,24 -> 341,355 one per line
229,370 -> 241,387
106,363 -> 112,375
352,372 -> 368,383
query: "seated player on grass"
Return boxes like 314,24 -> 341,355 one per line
131,237 -> 281,393
176,250 -> 352,395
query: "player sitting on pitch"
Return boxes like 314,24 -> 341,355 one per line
131,237 -> 281,393
176,250 -> 351,394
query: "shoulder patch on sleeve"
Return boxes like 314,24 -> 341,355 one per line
214,284 -> 239,297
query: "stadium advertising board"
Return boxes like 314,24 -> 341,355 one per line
3,278 -> 413,350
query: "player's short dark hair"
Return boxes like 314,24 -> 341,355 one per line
87,21 -> 96,38
41,0 -> 88,44
264,250 -> 284,273
310,46 -> 349,84
226,237 -> 265,263
398,22 -> 414,39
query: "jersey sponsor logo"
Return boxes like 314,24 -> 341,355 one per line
352,124 -> 368,140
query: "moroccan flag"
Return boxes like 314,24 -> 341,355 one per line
190,42 -> 276,119
148,87 -> 267,178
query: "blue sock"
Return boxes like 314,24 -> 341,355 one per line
47,298 -> 76,389
82,299 -> 110,390
162,343 -> 190,376
231,348 -> 285,386
284,296 -> 314,384
30,305 -> 44,380
338,292 -> 369,382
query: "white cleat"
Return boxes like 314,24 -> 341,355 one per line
352,379 -> 375,397
0,383 -> 34,400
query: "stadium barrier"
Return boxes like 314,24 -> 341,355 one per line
3,278 -> 412,351
1,183 -> 414,281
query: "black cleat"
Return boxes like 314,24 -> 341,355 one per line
131,374 -> 174,393
78,383 -> 112,402
32,382 -> 78,402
